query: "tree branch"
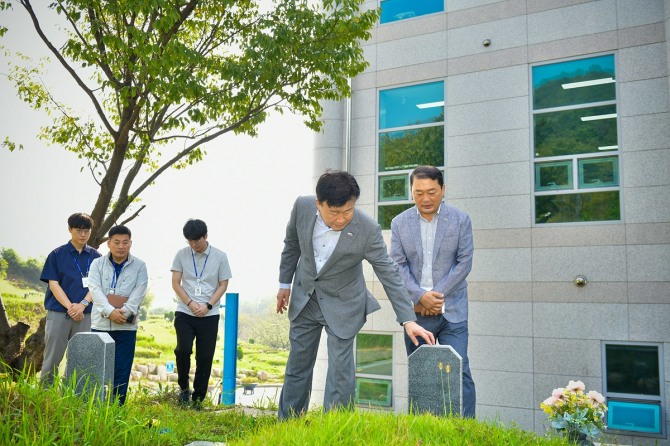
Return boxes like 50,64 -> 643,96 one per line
19,0 -> 117,137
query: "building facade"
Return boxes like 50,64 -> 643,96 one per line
308,0 -> 670,443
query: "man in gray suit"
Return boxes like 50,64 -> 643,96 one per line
390,166 -> 476,417
276,170 -> 435,420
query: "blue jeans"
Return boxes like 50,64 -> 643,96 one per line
92,329 -> 136,405
405,316 -> 476,418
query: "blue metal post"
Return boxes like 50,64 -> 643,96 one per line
220,292 -> 239,405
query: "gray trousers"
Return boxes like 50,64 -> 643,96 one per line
40,310 -> 91,385
278,294 -> 356,420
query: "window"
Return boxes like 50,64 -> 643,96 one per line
380,0 -> 443,24
377,81 -> 445,229
532,54 -> 621,224
602,342 -> 665,437
355,333 -> 393,407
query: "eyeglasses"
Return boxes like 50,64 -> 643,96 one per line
72,228 -> 91,235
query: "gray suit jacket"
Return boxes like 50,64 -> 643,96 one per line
390,202 -> 473,323
279,196 -> 416,339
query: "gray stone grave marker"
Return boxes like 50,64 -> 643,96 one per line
408,344 -> 462,416
65,332 -> 115,400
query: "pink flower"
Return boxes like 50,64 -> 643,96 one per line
552,388 -> 565,399
587,390 -> 605,405
543,396 -> 559,406
567,380 -> 585,392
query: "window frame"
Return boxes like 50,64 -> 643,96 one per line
601,341 -> 666,438
530,53 -> 623,226
376,80 -> 446,230
355,331 -> 395,408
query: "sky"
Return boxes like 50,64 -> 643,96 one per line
0,4 -> 315,309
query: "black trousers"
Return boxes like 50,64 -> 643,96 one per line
173,312 -> 220,402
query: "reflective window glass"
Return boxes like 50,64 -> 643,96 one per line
379,174 -> 409,202
356,378 -> 393,406
380,0 -> 444,24
356,333 -> 393,376
378,203 -> 413,230
534,104 -> 618,157
379,127 -> 444,171
380,82 -> 444,129
535,191 -> 620,223
535,161 -> 573,191
605,344 -> 660,396
579,157 -> 618,188
533,54 -> 615,109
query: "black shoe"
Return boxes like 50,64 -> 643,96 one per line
191,399 -> 204,411
179,389 -> 191,406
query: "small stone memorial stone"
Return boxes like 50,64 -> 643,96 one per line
65,332 -> 115,400
408,345 -> 462,416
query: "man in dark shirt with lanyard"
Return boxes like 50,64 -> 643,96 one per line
39,213 -> 101,385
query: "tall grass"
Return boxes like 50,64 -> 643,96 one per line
0,370 -> 275,445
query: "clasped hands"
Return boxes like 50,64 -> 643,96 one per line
414,290 -> 444,316
66,302 -> 86,321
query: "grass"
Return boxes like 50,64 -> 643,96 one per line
228,410 -> 580,446
0,370 -> 276,445
1,370 -> 582,446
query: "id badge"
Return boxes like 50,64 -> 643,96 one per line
82,277 -> 89,288
194,285 -> 202,296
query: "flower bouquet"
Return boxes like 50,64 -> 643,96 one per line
540,380 -> 607,444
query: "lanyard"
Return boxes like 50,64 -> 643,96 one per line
71,251 -> 91,278
191,248 -> 210,282
110,259 -> 127,290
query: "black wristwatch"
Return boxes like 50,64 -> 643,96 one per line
206,303 -> 213,310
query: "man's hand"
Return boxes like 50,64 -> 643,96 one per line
404,321 -> 435,346
67,302 -> 85,321
413,303 -> 440,317
418,291 -> 444,314
191,302 -> 209,317
276,288 -> 290,314
109,309 -> 128,324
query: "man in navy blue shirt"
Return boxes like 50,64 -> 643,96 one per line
39,213 -> 102,385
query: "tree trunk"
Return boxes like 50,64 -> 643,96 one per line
0,293 -> 46,376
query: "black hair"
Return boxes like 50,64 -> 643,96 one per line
315,170 -> 360,207
108,225 -> 131,238
183,219 -> 208,241
67,213 -> 94,229
410,166 -> 444,187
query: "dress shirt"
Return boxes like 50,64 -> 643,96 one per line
419,209 -> 439,291
279,210 -> 342,288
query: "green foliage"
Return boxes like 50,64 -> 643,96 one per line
0,257 -> 7,280
2,0 -> 379,247
237,345 -> 244,361
0,248 -> 44,291
0,278 -> 44,332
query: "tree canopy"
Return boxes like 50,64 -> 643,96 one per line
1,0 -> 377,247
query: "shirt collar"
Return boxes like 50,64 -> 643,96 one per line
68,240 -> 91,254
